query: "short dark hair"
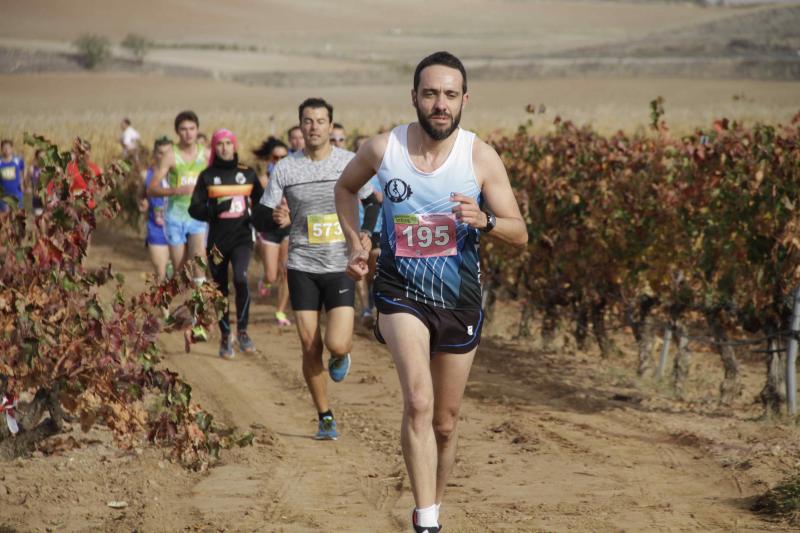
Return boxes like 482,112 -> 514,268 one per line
174,110 -> 199,132
253,136 -> 288,160
298,98 -> 333,123
413,51 -> 467,94
288,125 -> 301,136
122,117 -> 131,126
0,139 -> 12,149
333,123 -> 344,130
153,135 -> 173,151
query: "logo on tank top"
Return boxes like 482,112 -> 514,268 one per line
235,172 -> 246,184
385,178 -> 413,203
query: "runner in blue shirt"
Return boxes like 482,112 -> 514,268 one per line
0,140 -> 24,212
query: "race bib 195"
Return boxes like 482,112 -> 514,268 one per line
307,213 -> 344,244
394,213 -> 457,258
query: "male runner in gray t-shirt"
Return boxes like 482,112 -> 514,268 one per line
258,97 -> 379,440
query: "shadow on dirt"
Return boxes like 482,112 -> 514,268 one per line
469,337 -> 622,415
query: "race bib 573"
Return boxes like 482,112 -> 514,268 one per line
307,213 -> 344,244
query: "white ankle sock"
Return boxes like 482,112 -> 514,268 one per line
415,505 -> 438,528
193,276 -> 206,287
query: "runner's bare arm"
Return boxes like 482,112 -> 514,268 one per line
146,150 -> 194,198
147,149 -> 175,198
137,176 -> 149,213
335,133 -> 389,279
252,167 -> 283,233
451,139 -> 527,247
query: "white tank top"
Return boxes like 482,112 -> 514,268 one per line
374,124 -> 483,309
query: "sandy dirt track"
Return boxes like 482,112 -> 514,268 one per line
1,223 -> 795,532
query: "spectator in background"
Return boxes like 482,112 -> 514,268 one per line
197,132 -> 208,148
120,118 -> 141,167
287,125 -> 305,154
0,139 -> 25,212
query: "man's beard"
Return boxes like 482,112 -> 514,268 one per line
416,105 -> 462,141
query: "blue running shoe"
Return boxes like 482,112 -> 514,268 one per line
328,353 -> 351,382
219,335 -> 234,360
237,330 -> 255,353
314,416 -> 338,440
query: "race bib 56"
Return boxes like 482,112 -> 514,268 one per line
179,173 -> 198,187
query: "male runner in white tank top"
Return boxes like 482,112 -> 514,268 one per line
335,51 -> 527,533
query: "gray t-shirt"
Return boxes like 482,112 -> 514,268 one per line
260,147 -> 372,273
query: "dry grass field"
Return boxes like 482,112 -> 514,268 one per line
0,1 -> 798,163
1,72 -> 798,164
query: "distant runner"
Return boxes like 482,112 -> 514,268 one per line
287,125 -> 305,154
147,111 -> 208,285
0,140 -> 24,212
335,51 -> 527,532
27,149 -> 45,216
252,136 -> 292,327
256,98 -> 380,440
189,129 -> 263,358
139,136 -> 173,281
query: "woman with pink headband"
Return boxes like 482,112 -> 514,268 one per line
189,129 -> 265,358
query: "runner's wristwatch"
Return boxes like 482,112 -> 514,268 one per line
481,212 -> 496,233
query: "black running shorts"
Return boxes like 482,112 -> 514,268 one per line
258,226 -> 290,245
373,293 -> 483,355
287,269 -> 355,311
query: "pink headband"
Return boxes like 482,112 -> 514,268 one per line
208,128 -> 238,166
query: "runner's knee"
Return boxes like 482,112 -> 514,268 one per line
433,412 -> 459,442
404,389 -> 434,423
324,336 -> 352,357
233,269 -> 248,289
300,338 -> 324,359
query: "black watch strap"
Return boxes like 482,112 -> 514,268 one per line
481,213 -> 496,233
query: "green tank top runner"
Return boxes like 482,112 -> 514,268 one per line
167,144 -> 206,221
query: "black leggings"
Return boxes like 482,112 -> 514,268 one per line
208,244 -> 252,336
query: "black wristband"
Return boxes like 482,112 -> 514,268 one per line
481,212 -> 496,233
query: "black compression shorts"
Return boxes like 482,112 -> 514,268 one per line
258,226 -> 290,245
373,293 -> 483,355
287,269 -> 355,311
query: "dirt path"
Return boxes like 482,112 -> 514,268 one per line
2,224 -> 786,532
